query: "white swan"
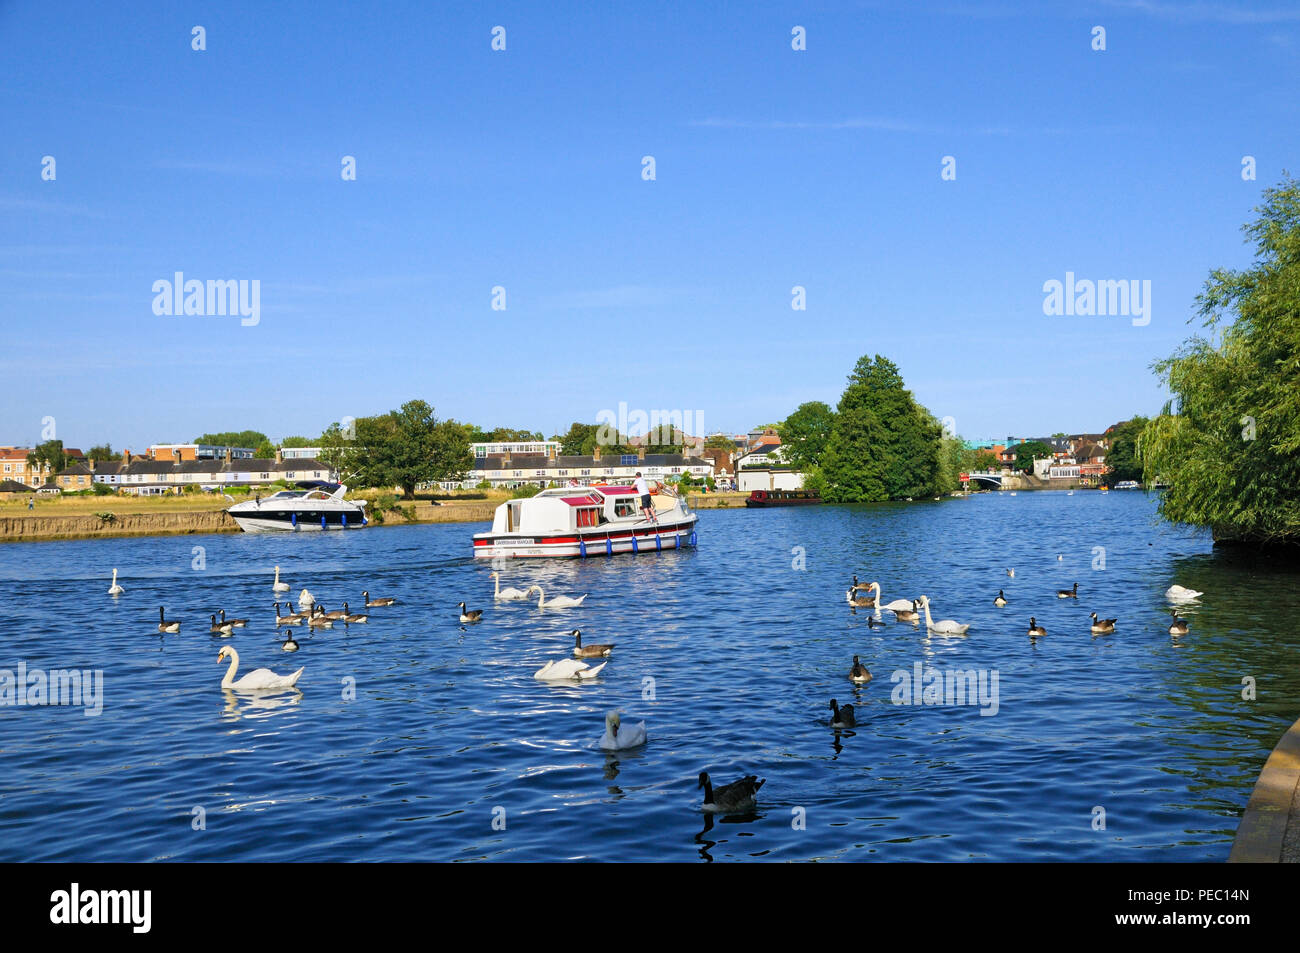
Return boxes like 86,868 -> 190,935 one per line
272,565 -> 290,593
108,568 -> 124,596
297,588 -> 315,608
1165,585 -> 1204,601
534,658 -> 607,680
217,646 -> 303,690
874,583 -> 913,613
918,595 -> 970,635
532,586 -> 587,609
599,711 -> 647,750
491,571 -> 532,601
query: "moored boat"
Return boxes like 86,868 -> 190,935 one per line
472,484 -> 697,558
745,489 -> 822,507
227,481 -> 367,532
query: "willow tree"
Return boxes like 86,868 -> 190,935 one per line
1141,177 -> 1300,545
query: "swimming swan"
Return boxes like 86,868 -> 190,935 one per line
217,645 -> 303,690
108,569 -> 124,596
297,588 -> 315,608
1165,585 -> 1203,601
918,596 -> 970,635
599,711 -> 647,750
876,583 -> 913,613
272,565 -> 290,593
532,586 -> 587,609
698,772 -> 765,813
534,658 -> 607,680
491,572 -> 532,601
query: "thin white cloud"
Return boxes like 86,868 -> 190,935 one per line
1100,0 -> 1300,23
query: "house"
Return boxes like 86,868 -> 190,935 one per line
55,462 -> 94,491
114,449 -> 337,494
145,443 -> 256,461
736,443 -> 786,469
467,445 -> 713,489
0,479 -> 34,497
92,460 -> 123,486
737,468 -> 804,492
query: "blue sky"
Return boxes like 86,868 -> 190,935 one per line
3,0 -> 1297,452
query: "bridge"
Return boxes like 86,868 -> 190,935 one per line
964,470 -> 1006,488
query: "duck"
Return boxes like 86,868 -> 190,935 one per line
994,589 -> 1008,607
864,615 -> 885,628
306,607 -> 333,629
534,658 -> 607,680
297,588 -> 315,608
849,655 -> 872,683
846,588 -> 875,608
217,645 -> 303,690
1089,612 -> 1117,634
572,630 -> 614,658
532,586 -> 587,609
157,606 -> 181,634
1028,617 -> 1046,638
1169,610 -> 1190,636
219,608 -> 248,628
829,698 -> 856,728
281,628 -> 299,652
599,711 -> 647,750
1057,582 -> 1079,599
1165,585 -> 1204,601
209,614 -> 235,636
491,572 -> 532,600
891,599 -> 921,622
108,568 -> 124,596
1006,568 -> 1015,578
917,595 -> 970,635
698,772 -> 765,813
363,590 -> 396,607
458,602 -> 483,623
341,602 -> 368,624
275,602 -> 305,625
272,565 -> 290,593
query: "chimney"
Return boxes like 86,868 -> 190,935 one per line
501,451 -> 511,468
172,448 -> 181,466
547,444 -> 556,462
637,447 -> 646,462
274,448 -> 283,465
225,447 -> 233,465
88,458 -> 96,472
123,449 -> 132,465
592,445 -> 601,462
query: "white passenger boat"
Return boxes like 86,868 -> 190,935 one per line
472,484 -> 698,558
227,481 -> 367,532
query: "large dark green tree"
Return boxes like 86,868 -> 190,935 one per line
347,400 -> 472,497
1102,417 -> 1148,483
1010,440 -> 1055,473
1141,177 -> 1300,544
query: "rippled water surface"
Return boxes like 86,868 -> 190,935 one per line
2,492 -> 1298,861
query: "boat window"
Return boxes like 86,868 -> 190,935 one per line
614,499 -> 637,518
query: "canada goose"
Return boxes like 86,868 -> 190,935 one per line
458,602 -> 483,623
846,588 -> 875,608
1057,582 -> 1079,599
1169,610 -> 1190,636
1089,612 -> 1117,634
864,615 -> 885,628
572,629 -> 614,658
534,658 -> 606,680
1165,585 -> 1203,601
341,602 -> 368,624
918,595 -> 970,635
209,614 -> 234,636
275,602 -> 305,625
363,590 -> 396,607
157,606 -> 181,634
994,589 -> 1008,607
698,772 -> 765,813
829,698 -> 856,728
892,599 -> 920,622
316,604 -> 347,621
599,711 -> 647,750
219,608 -> 248,628
281,628 -> 299,652
1028,617 -> 1046,638
272,565 -> 290,593
108,568 -> 124,596
850,574 -> 872,593
490,571 -> 532,601
849,655 -> 872,683
532,586 -> 587,609
306,607 -> 333,629
217,645 -> 303,690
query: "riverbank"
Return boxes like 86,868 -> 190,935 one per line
1230,714 -> 1300,863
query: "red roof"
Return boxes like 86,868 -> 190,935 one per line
594,485 -> 637,495
560,494 -> 602,506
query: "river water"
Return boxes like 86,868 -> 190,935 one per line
1,491 -> 1296,861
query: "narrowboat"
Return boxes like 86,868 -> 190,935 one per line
745,489 -> 822,507
472,484 -> 697,558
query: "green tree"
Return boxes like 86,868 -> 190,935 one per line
1141,177 -> 1300,544
352,400 -> 472,498
1010,440 -> 1055,473
87,443 -> 120,462
278,435 -> 317,448
778,401 -> 835,471
1102,417 -> 1148,483
27,440 -> 66,477
194,431 -> 270,450
704,434 -> 736,451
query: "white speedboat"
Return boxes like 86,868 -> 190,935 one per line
473,484 -> 697,558
228,481 -> 367,533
